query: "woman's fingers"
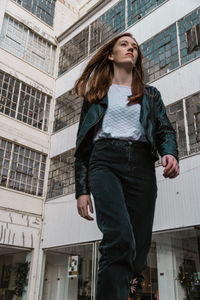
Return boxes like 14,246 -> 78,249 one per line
77,194 -> 94,221
162,154 -> 179,178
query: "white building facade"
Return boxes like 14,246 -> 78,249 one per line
0,0 -> 78,299
0,0 -> 200,300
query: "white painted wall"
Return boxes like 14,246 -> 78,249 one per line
0,113 -> 49,154
0,208 -> 41,247
0,47 -> 56,90
41,153 -> 200,248
79,0 -> 102,17
50,123 -> 78,157
41,193 -> 101,248
156,235 -> 176,300
0,0 -> 7,29
0,187 -> 43,215
150,58 -> 200,106
154,154 -> 200,232
54,0 -> 79,37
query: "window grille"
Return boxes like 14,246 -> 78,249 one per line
58,28 -> 89,76
127,0 -> 167,27
141,24 -> 179,82
90,0 -> 125,53
57,6 -> 200,79
186,24 -> 200,54
47,149 -> 75,199
166,100 -> 187,158
53,90 -> 82,132
0,15 -> 56,75
13,0 -> 56,26
156,92 -> 200,166
186,92 -> 200,154
58,0 -> 126,74
0,70 -> 51,131
0,15 -> 27,58
178,8 -> 200,64
0,138 -> 46,196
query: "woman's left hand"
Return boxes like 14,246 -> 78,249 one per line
161,154 -> 179,178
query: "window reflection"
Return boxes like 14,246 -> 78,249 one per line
42,243 -> 94,300
0,15 -> 56,75
0,70 -> 51,131
12,0 -> 56,26
0,137 -> 46,196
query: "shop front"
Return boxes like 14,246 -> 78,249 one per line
41,227 -> 200,300
0,245 -> 31,300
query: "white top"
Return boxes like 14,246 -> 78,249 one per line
93,84 -> 147,143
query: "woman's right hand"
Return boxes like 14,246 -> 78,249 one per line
77,194 -> 94,221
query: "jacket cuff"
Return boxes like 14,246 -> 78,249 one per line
75,157 -> 90,200
75,191 -> 90,200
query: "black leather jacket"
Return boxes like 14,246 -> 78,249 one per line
74,85 -> 178,199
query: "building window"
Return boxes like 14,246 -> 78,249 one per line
141,23 -> 179,82
90,0 -> 125,53
0,246 -> 31,299
58,28 -> 89,76
0,70 -> 51,131
25,32 -> 55,74
178,8 -> 200,64
166,100 -> 187,158
53,90 -> 82,132
153,228 -> 200,300
127,0 -> 167,27
13,0 -> 56,26
58,1 -> 126,74
42,243 -> 94,300
0,138 -> 46,196
186,24 -> 200,54
47,149 -> 75,199
186,92 -> 200,154
42,229 -> 200,300
165,91 -> 200,160
0,15 -> 27,58
0,15 -> 56,75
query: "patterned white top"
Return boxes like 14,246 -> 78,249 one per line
93,84 -> 147,143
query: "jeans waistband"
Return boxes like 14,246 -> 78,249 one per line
94,138 -> 151,150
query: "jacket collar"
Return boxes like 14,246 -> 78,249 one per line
99,93 -> 108,107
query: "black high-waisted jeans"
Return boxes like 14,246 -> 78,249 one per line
88,138 -> 157,300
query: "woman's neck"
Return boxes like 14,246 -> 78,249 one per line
112,65 -> 132,87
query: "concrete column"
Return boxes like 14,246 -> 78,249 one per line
0,0 -> 7,30
156,234 -> 176,300
26,237 -> 43,300
171,235 -> 185,300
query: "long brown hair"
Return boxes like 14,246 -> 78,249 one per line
74,32 -> 145,105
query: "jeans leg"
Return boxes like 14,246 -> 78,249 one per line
123,165 -> 157,278
88,165 -> 136,300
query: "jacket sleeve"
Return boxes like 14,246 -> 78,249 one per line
154,89 -> 179,162
74,99 -> 91,200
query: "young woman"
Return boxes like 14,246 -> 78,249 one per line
74,32 -> 179,300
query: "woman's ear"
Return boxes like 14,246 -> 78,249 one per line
108,53 -> 114,61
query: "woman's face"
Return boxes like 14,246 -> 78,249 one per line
108,36 -> 138,69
